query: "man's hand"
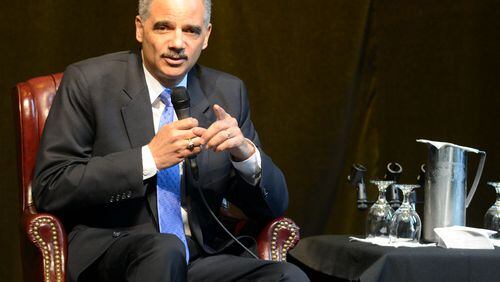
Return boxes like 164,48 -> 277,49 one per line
193,104 -> 255,161
148,118 -> 202,170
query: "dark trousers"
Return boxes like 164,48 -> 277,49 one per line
80,232 -> 309,282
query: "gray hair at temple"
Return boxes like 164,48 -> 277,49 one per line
138,0 -> 212,27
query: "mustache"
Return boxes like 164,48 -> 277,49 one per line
161,51 -> 188,60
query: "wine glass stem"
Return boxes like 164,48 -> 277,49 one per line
378,191 -> 386,202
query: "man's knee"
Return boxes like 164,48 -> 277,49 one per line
133,233 -> 186,263
124,234 -> 187,281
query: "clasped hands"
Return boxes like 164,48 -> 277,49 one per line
148,104 -> 255,170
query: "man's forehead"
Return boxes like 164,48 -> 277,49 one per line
149,0 -> 206,18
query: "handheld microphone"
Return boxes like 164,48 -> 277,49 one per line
347,163 -> 368,210
384,162 -> 402,209
171,86 -> 198,180
171,87 -> 191,119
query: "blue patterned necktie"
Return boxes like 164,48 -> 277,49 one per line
156,88 -> 189,262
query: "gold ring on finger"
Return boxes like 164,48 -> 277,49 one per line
187,138 -> 195,150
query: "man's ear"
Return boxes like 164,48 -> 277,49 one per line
202,23 -> 212,50
135,16 -> 144,43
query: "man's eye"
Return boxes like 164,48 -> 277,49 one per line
153,23 -> 172,32
185,28 -> 201,35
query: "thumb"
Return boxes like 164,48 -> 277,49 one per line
213,104 -> 229,120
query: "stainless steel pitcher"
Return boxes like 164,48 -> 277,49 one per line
417,139 -> 486,243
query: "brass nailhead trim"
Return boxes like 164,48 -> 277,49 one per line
269,219 -> 299,262
28,216 -> 64,282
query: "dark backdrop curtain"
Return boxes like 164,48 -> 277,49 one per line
1,1 -> 499,280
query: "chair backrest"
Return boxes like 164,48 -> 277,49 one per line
14,73 -> 68,282
13,73 -> 63,212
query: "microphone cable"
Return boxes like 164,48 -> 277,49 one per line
189,158 -> 259,260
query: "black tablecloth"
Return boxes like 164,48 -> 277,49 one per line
289,235 -> 500,282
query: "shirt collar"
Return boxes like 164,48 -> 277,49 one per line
142,64 -> 188,105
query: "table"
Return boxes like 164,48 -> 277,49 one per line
289,235 -> 500,282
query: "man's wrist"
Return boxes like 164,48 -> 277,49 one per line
230,139 -> 256,162
231,139 -> 262,186
142,145 -> 158,180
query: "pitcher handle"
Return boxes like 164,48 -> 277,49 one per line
465,150 -> 487,208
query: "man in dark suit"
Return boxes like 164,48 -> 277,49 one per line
33,0 -> 308,281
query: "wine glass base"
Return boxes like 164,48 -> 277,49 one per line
389,237 -> 419,244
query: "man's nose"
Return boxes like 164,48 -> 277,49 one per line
169,29 -> 185,50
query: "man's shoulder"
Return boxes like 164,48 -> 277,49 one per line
194,64 -> 243,84
190,65 -> 248,98
72,51 -> 132,68
62,51 -> 140,87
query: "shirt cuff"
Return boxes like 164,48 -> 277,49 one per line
231,139 -> 262,186
142,145 -> 158,180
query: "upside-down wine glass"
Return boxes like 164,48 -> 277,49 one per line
366,180 -> 395,238
484,182 -> 500,239
389,184 -> 421,243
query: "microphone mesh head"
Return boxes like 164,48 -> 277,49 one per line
171,86 -> 190,109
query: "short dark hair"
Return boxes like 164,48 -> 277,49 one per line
138,0 -> 212,26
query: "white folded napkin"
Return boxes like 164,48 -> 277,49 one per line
433,226 -> 497,249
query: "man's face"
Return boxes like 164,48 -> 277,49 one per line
136,0 -> 212,87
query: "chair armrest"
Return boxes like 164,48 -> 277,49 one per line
22,208 -> 67,282
256,217 -> 300,262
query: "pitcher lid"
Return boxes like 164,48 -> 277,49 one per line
416,139 -> 481,153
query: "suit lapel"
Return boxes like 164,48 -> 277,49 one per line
186,66 -> 214,249
188,66 -> 211,128
120,52 -> 159,227
187,66 -> 212,184
121,52 -> 155,147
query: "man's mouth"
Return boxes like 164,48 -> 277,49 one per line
161,53 -> 188,66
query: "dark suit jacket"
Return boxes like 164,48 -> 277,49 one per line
33,51 -> 288,281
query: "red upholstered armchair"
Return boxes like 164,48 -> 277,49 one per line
13,73 -> 300,282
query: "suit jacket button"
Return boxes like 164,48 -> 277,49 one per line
263,189 -> 269,198
112,231 -> 121,238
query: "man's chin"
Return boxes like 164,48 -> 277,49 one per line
156,68 -> 189,85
